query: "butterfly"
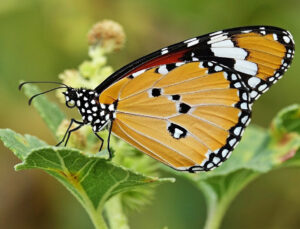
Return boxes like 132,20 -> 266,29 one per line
20,26 -> 295,173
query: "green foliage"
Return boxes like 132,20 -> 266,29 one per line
172,105 -> 300,229
1,17 -> 299,228
22,84 -> 66,134
1,81 -> 174,229
0,128 -> 174,229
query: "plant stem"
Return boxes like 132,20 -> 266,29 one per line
105,195 -> 130,229
67,174 -> 108,229
87,207 -> 108,229
199,171 -> 259,229
201,184 -> 233,229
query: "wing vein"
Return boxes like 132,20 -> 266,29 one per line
116,118 -> 200,165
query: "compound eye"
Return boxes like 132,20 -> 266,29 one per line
66,100 -> 76,108
69,90 -> 77,99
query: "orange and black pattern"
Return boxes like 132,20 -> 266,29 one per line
95,26 -> 295,105
100,61 -> 251,171
94,26 -> 295,172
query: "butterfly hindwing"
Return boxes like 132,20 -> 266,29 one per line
100,61 -> 251,172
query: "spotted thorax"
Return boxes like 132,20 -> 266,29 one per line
63,87 -> 116,132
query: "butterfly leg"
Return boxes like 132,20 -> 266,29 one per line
56,119 -> 84,147
63,123 -> 84,147
93,132 -> 104,152
106,122 -> 113,160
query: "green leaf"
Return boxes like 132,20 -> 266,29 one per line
21,83 -> 66,135
173,104 -> 300,229
0,128 -> 47,160
0,128 -> 174,229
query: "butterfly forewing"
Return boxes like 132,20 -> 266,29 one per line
100,61 -> 251,172
181,28 -> 294,102
95,26 -> 295,104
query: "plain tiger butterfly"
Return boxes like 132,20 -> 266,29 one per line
20,26 -> 295,173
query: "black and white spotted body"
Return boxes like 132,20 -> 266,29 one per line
63,88 -> 116,132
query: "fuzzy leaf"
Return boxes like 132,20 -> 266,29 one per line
172,104 -> 300,229
0,128 -> 174,228
15,147 -> 173,208
21,83 -> 66,134
0,128 -> 47,160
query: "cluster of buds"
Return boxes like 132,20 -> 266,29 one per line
56,20 -> 125,152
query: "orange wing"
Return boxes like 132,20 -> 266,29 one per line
100,61 -> 251,172
205,30 -> 294,101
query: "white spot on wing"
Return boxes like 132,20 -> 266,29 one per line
211,47 -> 248,59
132,69 -> 146,78
283,35 -> 290,43
207,163 -> 214,169
213,157 -> 221,164
234,127 -> 242,135
158,65 -> 169,75
250,90 -> 258,98
173,128 -> 183,139
207,35 -> 228,44
214,65 -> 223,71
229,138 -> 236,146
161,49 -> 168,55
187,39 -> 199,47
176,62 -> 185,67
241,102 -> 248,110
258,84 -> 267,91
222,149 -> 229,157
184,37 -> 197,43
248,77 -> 261,88
210,30 -> 223,36
242,30 -> 252,33
234,82 -> 242,88
241,115 -> 249,124
234,60 -> 258,75
108,104 -> 114,111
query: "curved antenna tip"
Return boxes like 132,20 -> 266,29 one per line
18,82 -> 26,90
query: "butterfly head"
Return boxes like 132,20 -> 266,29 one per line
63,87 -> 97,109
63,87 -> 115,131
63,87 -> 100,115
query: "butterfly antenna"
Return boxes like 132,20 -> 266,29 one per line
19,81 -> 69,90
28,86 -> 66,105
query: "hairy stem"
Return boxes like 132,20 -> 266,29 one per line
199,171 -> 259,229
105,195 -> 130,229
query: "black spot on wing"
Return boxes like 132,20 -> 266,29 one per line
171,94 -> 180,101
168,123 -> 187,139
151,88 -> 162,97
178,103 -> 191,114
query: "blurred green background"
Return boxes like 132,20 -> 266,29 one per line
0,0 -> 300,228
